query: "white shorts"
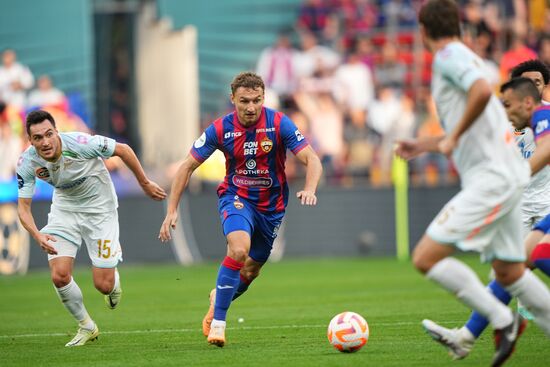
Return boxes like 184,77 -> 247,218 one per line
427,171 -> 525,263
43,207 -> 122,268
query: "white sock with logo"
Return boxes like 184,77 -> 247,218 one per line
505,269 -> 550,337
55,277 -> 94,330
426,258 -> 513,329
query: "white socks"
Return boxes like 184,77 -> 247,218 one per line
427,258 -> 512,329
211,319 -> 226,328
506,268 -> 550,337
55,277 -> 94,330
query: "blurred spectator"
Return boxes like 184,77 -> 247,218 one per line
470,30 -> 500,88
0,101 -> 22,181
539,34 -> 550,66
295,31 -> 341,79
256,32 -> 301,105
332,51 -> 374,125
0,49 -> 34,109
355,36 -> 375,72
374,42 -> 407,90
379,0 -> 416,30
27,75 -> 66,109
499,32 -> 537,82
294,91 -> 344,179
297,0 -> 331,39
369,88 -> 415,185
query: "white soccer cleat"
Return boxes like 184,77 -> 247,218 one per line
207,320 -> 226,347
422,319 -> 474,360
105,286 -> 122,309
65,324 -> 99,347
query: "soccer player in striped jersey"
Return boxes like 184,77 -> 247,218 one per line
159,72 -> 322,347
397,1 -> 550,366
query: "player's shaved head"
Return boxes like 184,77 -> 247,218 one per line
418,0 -> 461,40
231,72 -> 264,95
500,77 -> 542,103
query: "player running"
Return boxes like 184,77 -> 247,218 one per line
396,2 -> 550,366
17,110 -> 166,347
423,61 -> 550,361
158,72 -> 322,347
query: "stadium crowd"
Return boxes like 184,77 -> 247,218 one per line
255,0 -> 550,187
2,0 -> 550,189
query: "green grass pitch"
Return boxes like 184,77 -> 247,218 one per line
1,256 -> 548,366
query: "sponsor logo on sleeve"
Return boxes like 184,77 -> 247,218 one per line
77,135 -> 88,144
294,130 -> 305,142
101,137 -> 109,153
536,119 -> 549,135
16,174 -> 24,189
233,196 -> 244,209
260,136 -> 273,153
194,132 -> 206,148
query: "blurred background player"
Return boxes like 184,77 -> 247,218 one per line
422,72 -> 550,360
159,72 -> 322,347
17,110 -> 166,347
396,2 -> 550,366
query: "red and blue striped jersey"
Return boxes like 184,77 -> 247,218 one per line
532,105 -> 550,142
190,107 -> 309,213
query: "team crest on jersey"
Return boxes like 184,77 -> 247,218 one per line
35,167 -> 50,179
233,196 -> 244,210
260,136 -> 273,153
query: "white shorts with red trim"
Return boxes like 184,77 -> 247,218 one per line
427,170 -> 526,263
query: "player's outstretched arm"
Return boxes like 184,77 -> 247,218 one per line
159,154 -> 202,242
395,135 -> 445,160
113,143 -> 167,201
529,134 -> 550,175
17,198 -> 58,255
294,145 -> 322,206
439,78 -> 492,156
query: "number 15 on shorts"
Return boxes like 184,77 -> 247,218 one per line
97,239 -> 111,259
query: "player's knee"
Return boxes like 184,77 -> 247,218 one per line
94,279 -> 114,295
227,248 -> 248,263
51,272 -> 71,288
412,249 -> 432,274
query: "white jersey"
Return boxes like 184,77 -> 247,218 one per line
431,41 -> 530,187
17,132 -> 118,213
514,127 -> 550,218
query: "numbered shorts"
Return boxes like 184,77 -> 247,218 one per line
218,194 -> 284,263
427,174 -> 525,263
42,207 -> 122,268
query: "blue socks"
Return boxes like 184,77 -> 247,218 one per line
213,256 -> 243,321
465,280 -> 511,338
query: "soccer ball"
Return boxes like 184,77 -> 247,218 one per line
327,311 -> 369,353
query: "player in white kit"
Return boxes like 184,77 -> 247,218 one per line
396,2 -> 550,366
422,61 -> 550,361
17,110 -> 166,346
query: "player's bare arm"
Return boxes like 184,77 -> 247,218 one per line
159,154 -> 202,242
112,143 -> 167,201
17,197 -> 58,255
395,135 -> 446,160
294,145 -> 322,206
439,78 -> 492,156
529,134 -> 550,175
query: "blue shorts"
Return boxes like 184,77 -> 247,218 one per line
533,213 -> 550,234
218,194 -> 284,263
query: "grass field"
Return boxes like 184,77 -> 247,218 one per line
1,256 -> 548,366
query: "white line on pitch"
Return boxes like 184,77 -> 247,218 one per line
0,320 -> 461,339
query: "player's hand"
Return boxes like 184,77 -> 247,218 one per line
395,139 -> 422,160
159,211 -> 178,242
141,180 -> 167,201
296,190 -> 317,206
36,233 -> 58,255
438,136 -> 457,157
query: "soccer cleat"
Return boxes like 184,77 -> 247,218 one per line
202,288 -> 216,337
65,324 -> 99,347
517,300 -> 534,321
422,319 -> 474,360
105,286 -> 122,309
207,321 -> 226,347
492,313 -> 527,367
